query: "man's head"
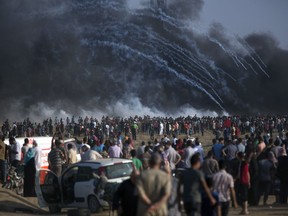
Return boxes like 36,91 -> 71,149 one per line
219,137 -> 224,144
149,153 -> 162,169
207,150 -> 214,158
269,138 -> 274,145
55,139 -> 62,147
24,138 -> 29,145
186,140 -> 193,147
218,160 -> 227,170
130,149 -> 137,158
141,141 -> 146,146
33,140 -> 38,147
190,153 -> 201,170
165,141 -> 172,149
9,137 -> 15,145
81,144 -> 90,152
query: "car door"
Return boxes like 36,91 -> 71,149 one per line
35,169 -> 61,208
74,166 -> 94,205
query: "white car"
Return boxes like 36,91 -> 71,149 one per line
35,158 -> 133,214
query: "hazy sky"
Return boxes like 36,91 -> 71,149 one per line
200,0 -> 288,49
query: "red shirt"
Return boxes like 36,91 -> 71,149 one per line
240,162 -> 249,185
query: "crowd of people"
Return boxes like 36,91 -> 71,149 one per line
1,114 -> 288,140
110,130 -> 288,216
1,114 -> 288,216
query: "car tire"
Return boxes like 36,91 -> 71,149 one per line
49,205 -> 61,214
88,195 -> 101,213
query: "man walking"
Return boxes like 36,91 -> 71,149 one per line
213,160 -> 238,216
178,154 -> 216,216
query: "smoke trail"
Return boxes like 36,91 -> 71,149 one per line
0,0 -> 288,121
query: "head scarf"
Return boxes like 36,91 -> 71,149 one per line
24,148 -> 35,165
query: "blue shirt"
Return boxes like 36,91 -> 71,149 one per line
212,143 -> 224,161
93,144 -> 104,153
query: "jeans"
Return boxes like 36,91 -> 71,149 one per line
280,181 -> 288,204
221,201 -> 230,216
0,160 -> 8,184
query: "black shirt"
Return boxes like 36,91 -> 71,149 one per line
112,179 -> 138,216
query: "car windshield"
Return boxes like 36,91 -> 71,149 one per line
104,163 -> 133,179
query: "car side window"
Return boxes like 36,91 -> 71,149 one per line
76,166 -> 93,182
62,166 -> 79,187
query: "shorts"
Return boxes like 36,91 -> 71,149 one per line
239,184 -> 249,203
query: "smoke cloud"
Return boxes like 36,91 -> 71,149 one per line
0,0 -> 287,122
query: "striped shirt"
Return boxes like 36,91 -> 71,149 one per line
212,170 -> 234,202
48,147 -> 64,167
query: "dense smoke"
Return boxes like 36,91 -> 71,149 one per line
0,0 -> 287,121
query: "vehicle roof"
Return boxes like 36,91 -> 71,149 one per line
77,158 -> 132,167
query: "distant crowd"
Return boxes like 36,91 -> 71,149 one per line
1,114 -> 288,140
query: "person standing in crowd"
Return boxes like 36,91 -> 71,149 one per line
108,141 -> 121,158
237,138 -> 246,153
213,160 -> 238,216
9,137 -> 21,167
21,138 -> 30,162
81,144 -> 103,162
48,140 -> 65,176
183,140 -> 195,168
258,152 -> 275,206
113,167 -> 140,216
202,177 -> 221,216
122,139 -> 133,159
141,146 -> 151,170
202,150 -> 219,177
277,148 -> 288,204
165,141 -> 181,171
33,140 -> 42,170
178,154 -> 216,216
137,141 -> 146,158
136,153 -> 171,216
239,155 -> 250,215
194,138 -> 205,162
212,138 -> 224,161
0,136 -> 9,187
23,147 -> 36,197
67,143 -> 77,164
222,139 -> 238,161
257,137 -> 266,157
131,149 -> 143,171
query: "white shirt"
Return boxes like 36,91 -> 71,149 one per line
34,146 -> 42,170
81,150 -> 103,162
11,142 -> 21,161
183,146 -> 195,168
213,170 -> 234,202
